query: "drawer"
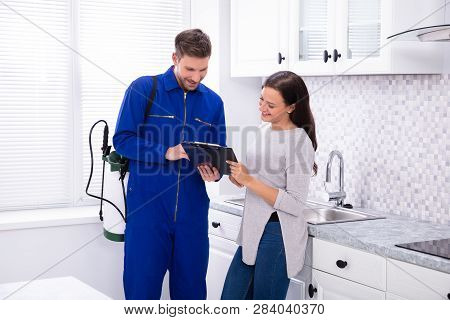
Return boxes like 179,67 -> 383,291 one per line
208,209 -> 242,242
387,258 -> 450,300
311,269 -> 385,300
312,238 -> 386,291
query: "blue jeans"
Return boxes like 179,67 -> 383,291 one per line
221,221 -> 290,300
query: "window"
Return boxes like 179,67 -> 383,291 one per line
0,0 -> 189,211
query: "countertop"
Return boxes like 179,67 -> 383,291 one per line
210,195 -> 450,274
0,276 -> 111,300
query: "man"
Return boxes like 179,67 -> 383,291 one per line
113,29 -> 226,299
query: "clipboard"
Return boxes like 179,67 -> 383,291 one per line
181,141 -> 238,176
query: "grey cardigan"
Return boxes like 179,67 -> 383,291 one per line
236,122 -> 315,278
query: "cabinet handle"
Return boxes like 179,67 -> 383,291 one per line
308,284 -> 317,298
336,260 -> 348,269
333,49 -> 342,62
323,50 -> 331,63
447,293 -> 450,300
278,52 -> 286,64
212,221 -> 220,228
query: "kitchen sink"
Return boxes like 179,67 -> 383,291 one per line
224,198 -> 385,224
303,207 -> 384,225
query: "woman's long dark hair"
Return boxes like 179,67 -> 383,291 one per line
263,71 -> 318,176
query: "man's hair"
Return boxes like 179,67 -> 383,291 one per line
175,29 -> 211,59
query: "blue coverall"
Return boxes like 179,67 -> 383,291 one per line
113,66 -> 226,300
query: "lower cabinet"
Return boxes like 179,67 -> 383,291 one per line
165,209 -> 450,300
386,259 -> 450,300
309,269 -> 385,300
286,265 -> 311,300
206,234 -> 238,299
206,234 -> 309,300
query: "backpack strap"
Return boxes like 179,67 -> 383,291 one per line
143,75 -> 158,123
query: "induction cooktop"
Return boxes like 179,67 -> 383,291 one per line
395,238 -> 450,260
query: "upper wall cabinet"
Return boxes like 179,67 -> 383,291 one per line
231,0 -> 446,77
231,0 -> 289,77
288,0 -> 336,75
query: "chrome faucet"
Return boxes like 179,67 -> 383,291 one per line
324,150 -> 346,207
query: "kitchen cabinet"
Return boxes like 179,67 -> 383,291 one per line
230,0 -> 289,76
206,235 -> 238,300
231,0 -> 446,76
207,234 -> 238,299
206,209 -> 241,299
206,209 -> 310,299
309,269 -> 385,299
386,258 -> 450,300
310,238 -> 386,299
206,208 -> 450,300
312,238 -> 386,291
333,0 -> 445,75
286,264 -> 311,300
288,0 -> 336,75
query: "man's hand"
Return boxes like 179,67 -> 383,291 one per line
165,144 -> 189,161
198,164 -> 220,182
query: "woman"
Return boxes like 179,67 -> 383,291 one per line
220,71 -> 317,300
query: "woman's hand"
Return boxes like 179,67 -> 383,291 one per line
198,164 -> 220,182
226,161 -> 253,187
229,175 -> 244,188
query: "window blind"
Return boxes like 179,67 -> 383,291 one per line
0,0 -> 72,211
0,0 -> 187,211
79,0 -> 186,203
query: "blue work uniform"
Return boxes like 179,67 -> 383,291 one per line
113,66 -> 226,300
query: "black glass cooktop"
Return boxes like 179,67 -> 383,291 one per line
396,238 -> 450,260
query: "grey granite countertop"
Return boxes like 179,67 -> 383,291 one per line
210,195 -> 450,274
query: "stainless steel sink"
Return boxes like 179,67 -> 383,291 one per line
303,207 -> 384,225
223,198 -> 385,224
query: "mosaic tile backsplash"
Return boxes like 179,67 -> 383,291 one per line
303,74 -> 450,225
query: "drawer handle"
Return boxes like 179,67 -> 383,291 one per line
336,260 -> 348,269
212,222 -> 221,228
308,284 -> 317,298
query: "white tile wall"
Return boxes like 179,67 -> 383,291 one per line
304,74 -> 450,225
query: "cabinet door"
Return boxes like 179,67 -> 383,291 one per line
288,0 -> 336,75
231,0 -> 289,77
206,234 -> 238,300
310,269 -> 385,300
334,0 -> 391,74
386,258 -> 450,300
286,264 -> 312,300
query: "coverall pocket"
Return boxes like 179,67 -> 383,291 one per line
194,117 -> 213,127
190,115 -> 216,143
143,113 -> 178,146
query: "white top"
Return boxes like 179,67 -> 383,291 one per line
236,122 -> 315,278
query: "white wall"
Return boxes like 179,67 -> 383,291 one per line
444,2 -> 450,72
191,0 -> 262,197
0,220 -> 124,299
